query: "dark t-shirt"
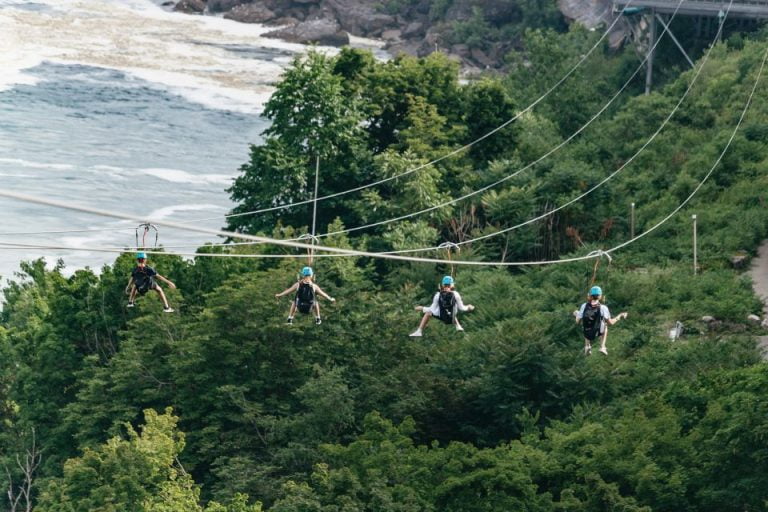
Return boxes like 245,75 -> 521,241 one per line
132,265 -> 157,291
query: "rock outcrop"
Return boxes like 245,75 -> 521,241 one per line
173,0 -> 205,13
558,0 -> 629,48
263,18 -> 350,47
224,4 -> 276,24
172,0 -> 628,68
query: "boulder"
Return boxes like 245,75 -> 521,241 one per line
748,314 -> 762,324
558,0 -> 629,49
471,47 -> 495,68
730,252 -> 749,269
402,21 -> 426,38
263,18 -> 350,46
174,0 -> 206,13
224,4 -> 276,23
451,44 -> 471,59
381,29 -> 402,41
272,16 -> 300,26
207,0 -> 248,13
324,0 -> 395,36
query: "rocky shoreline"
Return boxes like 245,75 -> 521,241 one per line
170,0 -> 627,71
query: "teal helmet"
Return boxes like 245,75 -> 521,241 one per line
442,275 -> 454,286
301,266 -> 314,277
136,251 -> 147,260
589,285 -> 602,297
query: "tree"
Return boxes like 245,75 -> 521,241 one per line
227,50 -> 364,235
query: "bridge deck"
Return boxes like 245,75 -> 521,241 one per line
613,0 -> 768,18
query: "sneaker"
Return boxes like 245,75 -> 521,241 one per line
286,317 -> 293,325
163,306 -> 174,313
599,347 -> 608,355
127,302 -> 135,308
409,329 -> 423,337
584,344 -> 592,355
455,324 -> 464,332
315,317 -> 322,325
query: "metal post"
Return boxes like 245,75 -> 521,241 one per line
630,202 -> 636,238
645,9 -> 656,95
692,214 -> 698,275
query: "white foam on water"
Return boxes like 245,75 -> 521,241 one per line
146,203 -> 225,221
0,0 -> 349,113
139,167 -> 234,186
0,0 -> 329,113
0,157 -> 74,170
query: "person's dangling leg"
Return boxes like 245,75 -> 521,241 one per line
584,337 -> 592,355
314,302 -> 322,325
287,302 -> 297,324
410,310 -> 431,337
599,327 -> 609,355
454,317 -> 464,332
128,286 -> 138,307
153,285 -> 173,312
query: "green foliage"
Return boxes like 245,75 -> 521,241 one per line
5,29 -> 768,512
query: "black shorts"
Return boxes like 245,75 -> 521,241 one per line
136,283 -> 157,296
583,329 -> 602,342
295,300 -> 314,314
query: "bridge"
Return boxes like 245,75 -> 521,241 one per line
611,0 -> 768,92
613,0 -> 768,19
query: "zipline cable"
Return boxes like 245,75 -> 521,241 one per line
4,47 -> 763,272
1,7 -> 759,268
606,43 -> 768,255
291,0 -> 688,241
187,2 -> 637,224
0,189 -> 605,266
380,0 -> 734,255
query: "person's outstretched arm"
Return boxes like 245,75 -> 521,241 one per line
312,284 -> 335,302
574,304 -> 585,324
607,312 -> 628,326
453,292 -> 475,312
155,274 -> 177,289
275,282 -> 299,298
124,276 -> 134,294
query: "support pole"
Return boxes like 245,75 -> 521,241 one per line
630,202 -> 636,238
692,214 -> 698,275
645,9 -> 656,95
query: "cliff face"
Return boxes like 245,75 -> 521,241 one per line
173,0 -> 628,69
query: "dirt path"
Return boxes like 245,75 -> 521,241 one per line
748,240 -> 768,357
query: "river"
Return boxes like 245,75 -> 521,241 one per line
0,0 -> 315,280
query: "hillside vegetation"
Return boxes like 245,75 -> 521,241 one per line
2,25 -> 768,511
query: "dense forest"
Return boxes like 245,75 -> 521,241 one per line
2,15 -> 768,512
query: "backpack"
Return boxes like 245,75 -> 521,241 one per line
438,291 -> 456,324
134,268 -> 154,294
296,282 -> 315,314
581,302 -> 603,339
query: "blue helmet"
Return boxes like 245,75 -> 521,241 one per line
589,285 -> 602,297
136,251 -> 147,260
301,266 -> 314,277
442,275 -> 454,286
